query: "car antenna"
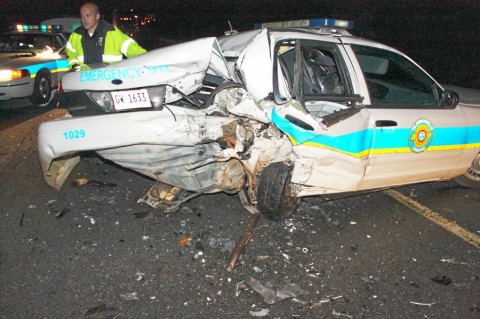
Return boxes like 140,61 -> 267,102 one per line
224,21 -> 238,36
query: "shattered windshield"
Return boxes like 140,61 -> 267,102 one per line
0,33 -> 60,53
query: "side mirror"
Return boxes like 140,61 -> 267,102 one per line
441,89 -> 459,108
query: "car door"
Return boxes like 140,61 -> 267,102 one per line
343,42 -> 469,189
268,35 -> 373,194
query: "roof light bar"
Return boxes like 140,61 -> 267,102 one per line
255,18 -> 353,30
15,24 -> 63,32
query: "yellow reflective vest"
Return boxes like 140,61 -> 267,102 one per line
66,21 -> 146,68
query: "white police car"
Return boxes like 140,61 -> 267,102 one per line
38,18 -> 480,220
0,24 -> 70,106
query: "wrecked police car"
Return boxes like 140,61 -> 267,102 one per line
37,18 -> 480,220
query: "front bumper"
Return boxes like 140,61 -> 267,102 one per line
0,79 -> 33,100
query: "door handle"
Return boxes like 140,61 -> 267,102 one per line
375,120 -> 397,127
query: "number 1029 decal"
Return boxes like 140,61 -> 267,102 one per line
63,129 -> 86,140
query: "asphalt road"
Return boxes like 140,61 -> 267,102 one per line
0,104 -> 479,319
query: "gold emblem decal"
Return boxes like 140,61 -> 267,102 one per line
409,118 -> 434,153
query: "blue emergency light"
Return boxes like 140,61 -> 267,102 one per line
255,18 -> 354,30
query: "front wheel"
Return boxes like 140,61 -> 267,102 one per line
29,70 -> 53,106
454,153 -> 480,189
256,162 -> 301,221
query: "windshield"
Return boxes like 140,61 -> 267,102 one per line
0,33 -> 62,53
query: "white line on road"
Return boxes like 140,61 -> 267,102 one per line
384,189 -> 480,250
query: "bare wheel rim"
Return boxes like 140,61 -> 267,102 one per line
465,153 -> 480,181
38,76 -> 51,100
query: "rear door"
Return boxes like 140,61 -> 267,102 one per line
344,42 -> 469,189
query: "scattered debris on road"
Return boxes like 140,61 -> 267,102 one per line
245,278 -> 306,305
431,275 -> 452,285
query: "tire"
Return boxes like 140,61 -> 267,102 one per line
454,153 -> 480,189
256,162 -> 301,221
29,70 -> 53,106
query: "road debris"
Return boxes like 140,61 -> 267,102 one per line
245,278 -> 306,305
179,236 -> 192,246
120,292 -> 139,301
441,258 -> 468,265
52,208 -> 69,219
235,280 -> 249,297
227,190 -> 261,272
332,310 -> 353,318
308,296 -> 344,309
19,212 -> 25,226
72,177 -> 117,188
431,275 -> 452,285
84,216 -> 96,225
410,301 -> 436,306
84,304 -> 119,319
249,308 -> 270,317
202,232 -> 235,252
136,272 -> 145,281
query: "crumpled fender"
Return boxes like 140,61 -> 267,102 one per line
37,108 -> 236,189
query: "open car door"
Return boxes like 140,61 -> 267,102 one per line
268,36 -> 370,195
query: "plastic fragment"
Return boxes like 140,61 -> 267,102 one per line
246,278 -> 306,304
120,292 -> 138,301
136,272 -> 145,281
249,308 -> 270,317
410,301 -> 436,306
53,208 -> 69,219
203,232 -> 235,252
332,310 -> 353,318
179,236 -> 192,245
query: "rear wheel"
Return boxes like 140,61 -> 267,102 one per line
29,70 -> 53,106
256,162 -> 301,221
454,153 -> 480,189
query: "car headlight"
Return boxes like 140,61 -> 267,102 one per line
0,69 -> 30,82
86,91 -> 115,112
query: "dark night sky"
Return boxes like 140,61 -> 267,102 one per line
2,0 -> 479,88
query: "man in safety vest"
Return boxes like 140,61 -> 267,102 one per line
66,2 -> 146,70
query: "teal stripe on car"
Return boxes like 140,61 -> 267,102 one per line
272,108 -> 480,154
21,59 -> 69,76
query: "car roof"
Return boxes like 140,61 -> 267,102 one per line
218,25 -> 363,58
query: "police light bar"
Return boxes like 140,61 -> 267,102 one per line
16,24 -> 63,32
255,18 -> 354,30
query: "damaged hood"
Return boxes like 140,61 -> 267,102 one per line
219,29 -> 273,101
60,37 -> 232,92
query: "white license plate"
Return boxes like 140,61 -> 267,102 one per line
112,89 -> 151,110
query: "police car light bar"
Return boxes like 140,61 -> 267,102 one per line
16,24 -> 63,32
255,18 -> 354,30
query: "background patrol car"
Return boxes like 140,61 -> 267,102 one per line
0,22 -> 73,106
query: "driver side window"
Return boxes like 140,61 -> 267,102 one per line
301,47 -> 345,95
274,40 -> 349,103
